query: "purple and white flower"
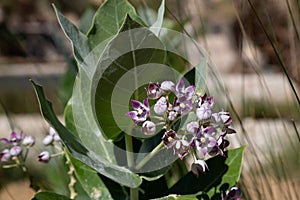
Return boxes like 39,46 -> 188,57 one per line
195,93 -> 214,121
190,126 -> 218,157
173,137 -> 190,159
212,111 -> 232,127
1,131 -> 24,146
174,79 -> 195,100
173,96 -> 193,115
162,129 -> 179,149
146,82 -> 163,99
127,99 -> 150,124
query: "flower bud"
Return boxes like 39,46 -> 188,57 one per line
10,146 -> 22,156
161,81 -> 175,92
22,135 -> 35,147
154,97 -> 167,115
43,135 -> 53,146
53,134 -> 60,142
196,102 -> 212,121
38,151 -> 50,163
168,111 -> 177,121
49,127 -> 57,136
191,159 -> 208,177
146,82 -> 162,99
142,121 -> 156,135
225,186 -> 242,200
0,149 -> 11,162
186,121 -> 199,133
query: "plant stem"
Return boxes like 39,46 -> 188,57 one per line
125,134 -> 134,168
135,142 -> 164,171
130,187 -> 139,200
125,134 -> 139,200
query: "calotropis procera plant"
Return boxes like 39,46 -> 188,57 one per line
29,0 -> 244,199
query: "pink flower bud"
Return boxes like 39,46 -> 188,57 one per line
38,151 -> 50,163
22,135 -> 35,147
10,146 -> 22,156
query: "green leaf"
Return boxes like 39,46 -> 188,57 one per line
32,191 -> 70,200
195,54 -> 208,94
167,146 -> 245,196
206,146 -> 245,196
53,5 -> 90,64
87,0 -> 144,49
31,80 -> 142,188
68,153 -> 113,200
150,0 -> 165,36
94,16 -> 167,140
79,7 -> 96,34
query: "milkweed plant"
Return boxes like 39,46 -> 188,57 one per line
0,0 -> 244,199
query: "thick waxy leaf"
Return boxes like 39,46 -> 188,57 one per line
167,146 -> 245,196
68,153 -> 113,200
87,0 -> 144,49
54,5 -> 90,64
31,80 -> 142,188
94,16 -> 167,141
32,192 -> 70,200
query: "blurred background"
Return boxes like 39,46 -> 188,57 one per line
0,0 -> 299,199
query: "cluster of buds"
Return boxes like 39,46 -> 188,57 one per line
127,79 -> 236,174
0,131 -> 35,167
38,127 -> 62,163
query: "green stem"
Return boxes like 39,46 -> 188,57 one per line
130,188 -> 139,200
125,134 -> 139,200
135,142 -> 164,171
125,134 -> 134,168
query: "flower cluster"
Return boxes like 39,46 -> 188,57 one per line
127,80 -> 236,173
0,131 -> 35,167
0,127 -> 63,168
